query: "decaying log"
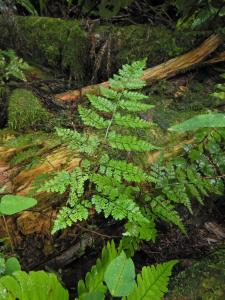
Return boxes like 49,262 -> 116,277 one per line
55,34 -> 224,102
0,137 -> 192,197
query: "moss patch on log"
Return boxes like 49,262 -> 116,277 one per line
0,16 -> 87,80
169,247 -> 225,300
0,16 -> 205,81
7,89 -> 57,131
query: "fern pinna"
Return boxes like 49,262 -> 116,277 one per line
39,60 -> 225,240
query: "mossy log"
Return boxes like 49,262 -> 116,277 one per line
55,34 -> 224,102
0,16 -> 215,81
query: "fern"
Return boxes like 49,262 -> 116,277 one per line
114,113 -> 152,128
99,155 -> 149,183
108,132 -> 157,151
78,106 -> 110,129
56,127 -> 100,154
78,241 -> 176,300
86,94 -> 116,113
39,60 -> 160,239
126,260 -> 178,300
77,240 -> 120,298
150,196 -> 186,233
39,60 -> 225,243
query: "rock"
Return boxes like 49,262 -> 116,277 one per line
168,247 -> 225,300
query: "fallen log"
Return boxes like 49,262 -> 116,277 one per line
55,34 -> 224,102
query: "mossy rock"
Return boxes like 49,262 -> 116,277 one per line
0,16 -> 206,81
0,16 -> 87,80
168,248 -> 225,300
7,88 -> 57,131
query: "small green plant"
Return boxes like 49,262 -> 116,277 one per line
174,0 -> 225,30
0,270 -> 69,300
78,241 -> 177,300
169,113 -> 225,132
0,195 -> 37,250
0,255 -> 21,277
0,50 -> 30,85
0,241 -> 177,300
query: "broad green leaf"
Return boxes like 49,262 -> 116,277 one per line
104,251 -> 135,297
169,113 -> 225,132
79,291 -> 105,300
0,271 -> 69,300
0,274 -> 22,298
0,195 -> 37,215
5,258 -> 21,275
0,258 -> 5,275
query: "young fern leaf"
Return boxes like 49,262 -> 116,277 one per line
108,132 -> 158,151
109,60 -> 146,90
126,260 -> 178,300
78,106 -> 110,129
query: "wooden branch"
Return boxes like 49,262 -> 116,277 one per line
55,34 -> 224,102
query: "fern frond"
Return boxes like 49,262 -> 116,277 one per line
124,219 -> 157,242
109,60 -> 146,90
56,127 -> 99,154
77,241 -> 119,298
38,171 -> 71,194
92,194 -> 145,222
78,106 -> 110,129
99,155 -> 149,183
119,100 -> 154,112
114,113 -> 151,129
150,196 -> 186,233
108,132 -> 158,151
162,185 -> 192,214
121,91 -> 149,101
126,260 -> 178,300
91,174 -> 138,199
52,203 -> 89,233
86,94 -> 116,113
110,76 -> 145,90
118,59 -> 147,79
100,86 -> 118,99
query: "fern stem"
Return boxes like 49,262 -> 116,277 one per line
104,95 -> 121,140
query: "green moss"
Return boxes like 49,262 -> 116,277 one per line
0,16 -> 87,80
169,247 -> 225,300
0,128 -> 18,145
0,16 -> 207,81
7,88 -> 55,131
99,25 -> 204,69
